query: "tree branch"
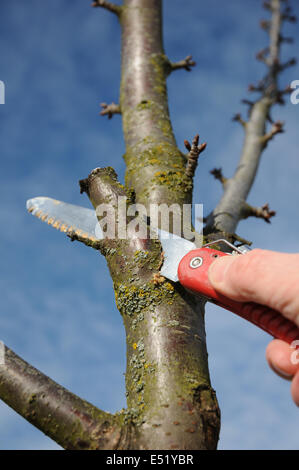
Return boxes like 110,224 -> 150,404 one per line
240,202 -> 276,223
232,113 -> 247,128
210,168 -> 228,187
261,119 -> 284,147
184,134 -> 207,178
67,229 -> 104,251
206,0 -> 294,236
0,344 -> 132,449
100,102 -> 121,119
169,55 -> 196,72
120,0 -> 192,210
92,0 -> 122,16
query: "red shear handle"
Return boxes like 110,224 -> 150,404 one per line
177,247 -> 299,344
227,301 -> 299,344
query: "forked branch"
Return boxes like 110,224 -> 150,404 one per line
170,55 -> 196,72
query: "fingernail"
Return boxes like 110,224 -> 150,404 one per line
270,363 -> 293,380
208,255 -> 236,286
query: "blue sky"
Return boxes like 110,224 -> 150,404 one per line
0,0 -> 299,450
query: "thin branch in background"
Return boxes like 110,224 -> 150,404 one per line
184,134 -> 207,178
100,102 -> 121,119
205,0 -> 295,237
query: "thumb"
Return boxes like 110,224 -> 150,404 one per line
208,249 -> 299,327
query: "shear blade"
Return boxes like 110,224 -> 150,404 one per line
156,228 -> 196,282
26,196 -> 102,240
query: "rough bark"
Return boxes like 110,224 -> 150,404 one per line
120,0 -> 193,210
79,167 -> 220,450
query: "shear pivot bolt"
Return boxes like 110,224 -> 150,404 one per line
190,256 -> 203,269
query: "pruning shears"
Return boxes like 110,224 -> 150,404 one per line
156,228 -> 299,344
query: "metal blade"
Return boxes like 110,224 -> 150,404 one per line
157,228 -> 196,282
26,197 -> 103,241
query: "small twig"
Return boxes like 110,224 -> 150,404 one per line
279,34 -> 294,44
256,47 -> 270,63
210,168 -> 228,187
184,134 -> 207,178
260,19 -> 270,31
248,80 -> 265,93
232,113 -> 247,127
282,84 -> 292,95
282,10 -> 297,23
92,0 -> 122,16
241,202 -> 276,223
100,102 -> 121,119
263,1 -> 273,12
241,99 -> 255,117
261,120 -> 284,147
279,57 -> 297,71
170,55 -> 196,72
67,229 -> 104,251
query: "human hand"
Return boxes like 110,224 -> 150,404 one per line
208,249 -> 299,406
